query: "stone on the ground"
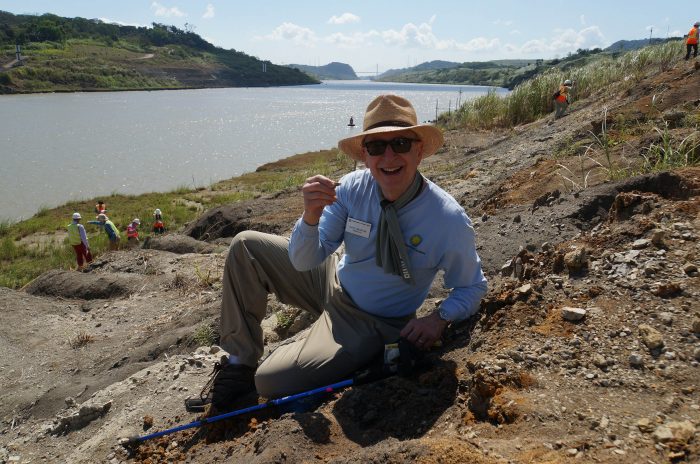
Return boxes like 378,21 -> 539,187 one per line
561,306 -> 586,322
683,263 -> 698,276
564,248 -> 587,272
692,318 -> 700,334
666,421 -> 696,443
651,229 -> 666,247
632,238 -> 650,249
638,324 -> 664,351
637,418 -> 654,433
652,425 -> 674,443
629,353 -> 644,368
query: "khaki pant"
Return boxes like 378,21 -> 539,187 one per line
220,231 -> 410,398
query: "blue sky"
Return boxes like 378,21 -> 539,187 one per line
1,1 -> 694,72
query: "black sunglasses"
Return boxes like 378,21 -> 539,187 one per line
363,137 -> 419,156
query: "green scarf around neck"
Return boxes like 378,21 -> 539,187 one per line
375,172 -> 424,285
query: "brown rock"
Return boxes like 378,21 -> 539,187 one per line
651,229 -> 666,247
637,417 -> 655,433
651,281 -> 682,298
564,248 -> 587,273
638,324 -> 664,350
691,318 -> 700,334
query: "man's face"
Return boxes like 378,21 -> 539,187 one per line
362,130 -> 423,202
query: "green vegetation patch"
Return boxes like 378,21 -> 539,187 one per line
0,148 -> 350,289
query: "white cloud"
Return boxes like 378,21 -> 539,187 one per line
151,2 -> 185,18
455,37 -> 501,52
259,18 -> 503,54
493,19 -> 514,26
257,18 -> 606,60
98,17 -> 146,27
326,32 -> 371,48
202,4 -> 215,19
521,26 -> 607,54
580,15 -> 586,26
258,22 -> 318,47
328,13 -> 360,25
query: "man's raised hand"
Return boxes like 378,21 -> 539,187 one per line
301,175 -> 338,226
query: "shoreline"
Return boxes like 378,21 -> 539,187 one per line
0,145 -> 338,225
0,81 -> 323,96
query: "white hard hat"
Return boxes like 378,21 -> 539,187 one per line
564,79 -> 572,86
72,212 -> 82,220
133,218 -> 141,225
97,213 -> 107,221
154,209 -> 161,215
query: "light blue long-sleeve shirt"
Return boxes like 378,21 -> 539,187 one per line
289,169 -> 487,322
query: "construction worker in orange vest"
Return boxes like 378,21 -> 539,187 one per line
553,79 -> 574,119
685,21 -> 699,60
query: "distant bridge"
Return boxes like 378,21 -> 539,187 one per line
355,66 -> 381,77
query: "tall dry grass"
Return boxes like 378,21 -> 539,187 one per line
445,40 -> 685,130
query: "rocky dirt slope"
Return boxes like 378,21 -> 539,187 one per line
0,63 -> 699,463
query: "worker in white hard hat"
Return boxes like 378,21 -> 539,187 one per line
67,212 -> 92,270
153,209 -> 165,234
553,79 -> 575,120
88,213 -> 121,250
127,218 -> 141,245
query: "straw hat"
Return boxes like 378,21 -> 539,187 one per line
338,95 -> 444,161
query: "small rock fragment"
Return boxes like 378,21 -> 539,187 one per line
637,418 -> 654,433
564,248 -> 587,273
638,324 -> 664,351
561,307 -> 586,322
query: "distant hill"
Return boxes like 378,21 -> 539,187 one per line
605,37 -> 681,53
0,10 -> 318,93
372,38 -> 685,89
374,49 -> 612,89
286,62 -> 358,80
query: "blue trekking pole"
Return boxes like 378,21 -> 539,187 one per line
125,378 -> 354,446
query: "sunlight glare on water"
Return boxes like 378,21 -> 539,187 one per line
0,81 -> 506,221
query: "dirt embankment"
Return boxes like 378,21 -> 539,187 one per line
0,63 -> 699,463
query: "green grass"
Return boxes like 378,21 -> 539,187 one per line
442,40 -> 685,130
641,126 -> 699,172
193,322 -> 216,347
0,148 -> 350,289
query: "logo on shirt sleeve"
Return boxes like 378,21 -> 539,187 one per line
409,234 -> 422,246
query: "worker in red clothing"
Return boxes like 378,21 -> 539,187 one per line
153,209 -> 165,234
685,21 -> 699,61
94,200 -> 106,215
67,212 -> 93,270
126,218 -> 141,245
553,79 -> 574,120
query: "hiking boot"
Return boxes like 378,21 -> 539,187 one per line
184,357 -> 256,413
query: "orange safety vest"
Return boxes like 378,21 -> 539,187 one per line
688,26 -> 699,45
556,85 -> 569,103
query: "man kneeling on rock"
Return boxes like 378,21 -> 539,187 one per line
191,95 -> 488,413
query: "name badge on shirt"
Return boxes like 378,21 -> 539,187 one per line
346,218 -> 372,238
